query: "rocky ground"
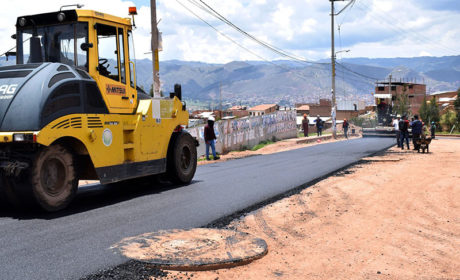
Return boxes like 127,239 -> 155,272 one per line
160,138 -> 460,280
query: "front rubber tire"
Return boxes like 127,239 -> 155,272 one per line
30,144 -> 78,212
167,132 -> 197,184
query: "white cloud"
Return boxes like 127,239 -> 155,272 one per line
272,3 -> 295,40
301,18 -> 317,34
0,0 -> 459,64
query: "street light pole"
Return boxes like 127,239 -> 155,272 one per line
150,0 -> 161,98
330,0 -> 352,139
331,0 -> 337,138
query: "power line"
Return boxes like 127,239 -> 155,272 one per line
186,0 -> 330,66
336,62 -> 380,80
356,0 -> 457,55
176,0 -> 329,82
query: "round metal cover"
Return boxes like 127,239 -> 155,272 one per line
111,228 -> 268,271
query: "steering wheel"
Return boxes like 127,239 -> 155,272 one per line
99,58 -> 108,65
98,58 -> 110,75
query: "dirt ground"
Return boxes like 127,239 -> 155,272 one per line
163,138 -> 460,280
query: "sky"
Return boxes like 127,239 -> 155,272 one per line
1,0 -> 459,63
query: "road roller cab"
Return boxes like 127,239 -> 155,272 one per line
0,8 -> 197,212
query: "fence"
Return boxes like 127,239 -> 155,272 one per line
188,111 -> 297,157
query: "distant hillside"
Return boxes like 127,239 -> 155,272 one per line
1,55 -> 459,107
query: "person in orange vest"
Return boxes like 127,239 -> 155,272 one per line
302,114 -> 309,137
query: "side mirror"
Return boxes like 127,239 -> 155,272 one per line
11,34 -> 17,40
80,42 -> 93,51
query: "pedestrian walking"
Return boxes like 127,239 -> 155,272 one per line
204,116 -> 220,160
315,115 -> 323,136
399,115 -> 410,150
430,121 -> 436,139
411,115 -> 423,150
342,118 -> 349,139
393,115 -> 401,147
302,114 -> 309,137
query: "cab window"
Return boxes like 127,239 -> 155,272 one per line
127,30 -> 136,88
96,24 -> 119,81
118,28 -> 126,84
17,23 -> 89,70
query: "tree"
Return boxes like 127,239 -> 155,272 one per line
454,88 -> 460,130
419,95 -> 429,123
394,85 -> 411,117
428,96 -> 440,128
440,110 -> 457,132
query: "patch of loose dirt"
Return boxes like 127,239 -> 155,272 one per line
163,139 -> 460,280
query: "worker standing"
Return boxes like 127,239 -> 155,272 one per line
315,115 -> 323,136
204,116 -> 220,160
399,115 -> 410,150
393,115 -> 401,147
411,115 -> 423,150
302,114 -> 309,137
342,118 -> 349,139
430,121 -> 436,139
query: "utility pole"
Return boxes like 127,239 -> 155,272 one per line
388,74 -> 392,120
330,0 -> 352,139
388,74 -> 392,96
150,0 -> 161,98
219,83 -> 223,119
331,0 -> 338,138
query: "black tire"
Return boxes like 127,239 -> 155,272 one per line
166,132 -> 197,184
29,145 -> 78,212
0,176 -> 19,209
1,169 -> 34,209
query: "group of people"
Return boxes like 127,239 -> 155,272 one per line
392,114 -> 435,150
302,115 -> 350,139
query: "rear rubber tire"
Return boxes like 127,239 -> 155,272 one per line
30,145 -> 78,212
167,132 -> 197,184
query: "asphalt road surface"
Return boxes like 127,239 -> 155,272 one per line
0,137 -> 395,280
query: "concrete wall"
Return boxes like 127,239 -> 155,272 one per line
188,111 -> 297,157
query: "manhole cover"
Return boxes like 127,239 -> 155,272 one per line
111,228 -> 268,271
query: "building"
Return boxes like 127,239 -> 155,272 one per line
224,105 -> 249,118
248,104 -> 279,116
337,100 -> 366,112
296,99 -> 331,117
295,105 -> 310,116
429,91 -> 458,111
374,81 -> 426,115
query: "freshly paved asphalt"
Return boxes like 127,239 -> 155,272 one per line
0,137 -> 395,280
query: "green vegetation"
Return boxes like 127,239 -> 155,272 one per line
393,85 -> 411,117
420,95 -> 440,130
198,155 -> 220,161
251,140 -> 275,151
436,131 -> 460,135
440,110 -> 457,132
297,132 -> 321,138
454,88 -> 460,128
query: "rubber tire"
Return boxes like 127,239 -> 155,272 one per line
30,145 -> 78,212
166,132 -> 197,185
0,176 -> 19,209
1,167 -> 34,210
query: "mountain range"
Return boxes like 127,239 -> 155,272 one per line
1,55 -> 459,108
138,55 -> 460,107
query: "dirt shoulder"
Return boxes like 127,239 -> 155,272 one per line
164,139 -> 460,279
